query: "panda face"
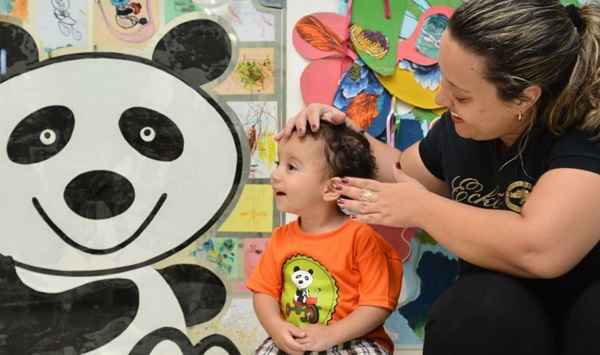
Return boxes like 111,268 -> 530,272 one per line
292,267 -> 314,289
0,55 -> 244,274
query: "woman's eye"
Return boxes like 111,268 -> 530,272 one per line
455,97 -> 469,103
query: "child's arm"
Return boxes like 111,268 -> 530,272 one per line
253,292 -> 307,354
296,305 -> 390,351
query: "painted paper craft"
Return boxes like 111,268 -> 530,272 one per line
215,47 -> 274,95
333,58 -> 392,134
243,238 -> 268,281
300,57 -> 353,105
376,62 -> 441,109
165,0 -> 275,42
228,101 -> 278,179
164,0 -> 202,22
293,12 -> 354,105
220,184 -> 273,233
36,0 -> 89,55
0,0 -> 27,20
93,0 -> 158,50
293,12 -> 352,60
223,0 -> 275,42
192,237 -> 244,279
350,0 -> 405,76
396,6 -> 453,66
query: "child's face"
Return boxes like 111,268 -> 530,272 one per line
271,135 -> 330,215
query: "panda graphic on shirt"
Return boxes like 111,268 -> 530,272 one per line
0,19 -> 247,355
282,256 -> 339,326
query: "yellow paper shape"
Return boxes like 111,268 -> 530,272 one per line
220,184 -> 273,233
376,68 -> 443,110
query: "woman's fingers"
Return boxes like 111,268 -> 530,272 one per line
275,104 -> 348,141
337,197 -> 378,215
334,176 -> 379,192
352,212 -> 384,225
321,106 -> 347,125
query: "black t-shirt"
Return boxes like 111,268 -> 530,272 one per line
418,112 -> 600,301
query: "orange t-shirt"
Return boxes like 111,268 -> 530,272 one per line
246,219 -> 403,352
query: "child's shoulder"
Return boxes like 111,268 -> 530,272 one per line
345,219 -> 380,238
270,219 -> 300,240
347,221 -> 401,255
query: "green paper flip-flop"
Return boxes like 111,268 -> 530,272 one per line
350,0 -> 406,76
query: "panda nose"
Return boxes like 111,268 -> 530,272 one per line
64,170 -> 135,220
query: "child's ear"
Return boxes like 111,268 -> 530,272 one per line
322,178 -> 341,202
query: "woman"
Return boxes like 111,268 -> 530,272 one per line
277,1 -> 600,354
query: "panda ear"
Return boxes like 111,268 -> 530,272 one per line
0,22 -> 39,82
152,19 -> 232,88
308,269 -> 313,275
293,266 -> 300,272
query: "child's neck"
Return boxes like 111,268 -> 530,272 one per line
297,204 -> 348,235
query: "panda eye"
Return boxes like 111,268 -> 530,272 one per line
139,127 -> 156,142
7,105 -> 75,164
119,107 -> 183,161
40,129 -> 57,145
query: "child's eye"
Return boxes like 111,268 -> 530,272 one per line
287,164 -> 297,171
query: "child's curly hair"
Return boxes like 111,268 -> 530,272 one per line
303,121 -> 377,179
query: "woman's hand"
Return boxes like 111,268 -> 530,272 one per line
275,103 -> 350,141
333,165 -> 429,228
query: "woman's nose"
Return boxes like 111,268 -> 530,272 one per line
435,85 -> 450,108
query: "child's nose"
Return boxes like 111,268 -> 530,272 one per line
271,166 -> 282,181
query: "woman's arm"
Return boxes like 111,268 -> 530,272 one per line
417,168 -> 600,278
338,168 -> 600,278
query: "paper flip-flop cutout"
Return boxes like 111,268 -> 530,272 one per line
333,58 -> 392,134
350,0 -> 406,76
397,6 -> 454,66
377,60 -> 443,110
293,12 -> 354,60
300,57 -> 354,105
294,12 -> 356,105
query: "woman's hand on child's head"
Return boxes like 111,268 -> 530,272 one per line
296,324 -> 337,352
276,103 -> 347,141
333,165 -> 429,228
271,321 -> 307,354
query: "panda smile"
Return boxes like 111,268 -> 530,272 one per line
32,193 -> 167,255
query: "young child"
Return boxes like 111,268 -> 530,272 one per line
246,122 -> 403,355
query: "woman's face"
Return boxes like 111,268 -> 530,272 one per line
435,31 -> 530,146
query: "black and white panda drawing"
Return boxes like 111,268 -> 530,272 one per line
0,18 -> 247,355
291,266 -> 314,305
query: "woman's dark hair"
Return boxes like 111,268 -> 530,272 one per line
449,0 -> 600,137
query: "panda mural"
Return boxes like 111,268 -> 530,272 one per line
0,18 -> 246,355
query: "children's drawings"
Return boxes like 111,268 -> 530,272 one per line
37,0 -> 88,54
228,101 -> 278,179
215,48 -> 274,95
93,0 -> 157,47
0,0 -> 27,20
220,184 -> 273,233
